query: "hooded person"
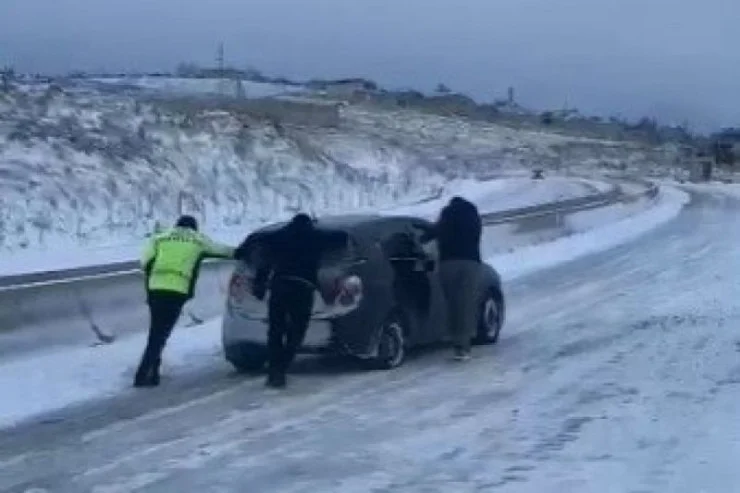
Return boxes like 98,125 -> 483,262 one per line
417,196 -> 482,360
134,215 -> 234,387
235,213 -> 350,388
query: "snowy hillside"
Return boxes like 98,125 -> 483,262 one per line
89,76 -> 302,99
337,103 -> 685,178
0,85 -> 441,253
0,79 -> 678,255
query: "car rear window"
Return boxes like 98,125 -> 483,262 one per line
320,231 -> 362,267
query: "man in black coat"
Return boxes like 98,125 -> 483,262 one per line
418,196 -> 483,361
235,213 -> 349,388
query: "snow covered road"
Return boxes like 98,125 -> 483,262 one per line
2,186 -> 739,492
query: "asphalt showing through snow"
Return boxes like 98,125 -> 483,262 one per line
1,187 -> 739,492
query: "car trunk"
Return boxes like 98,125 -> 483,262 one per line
227,237 -> 366,322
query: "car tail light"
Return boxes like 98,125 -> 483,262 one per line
314,273 -> 363,320
334,275 -> 363,307
228,272 -> 249,303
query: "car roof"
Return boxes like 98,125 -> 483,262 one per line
253,213 -> 432,235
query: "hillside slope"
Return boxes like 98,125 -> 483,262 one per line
0,86 -> 441,252
0,81 -> 680,254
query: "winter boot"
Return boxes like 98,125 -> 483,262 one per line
133,362 -> 160,387
266,370 -> 287,389
134,372 -> 156,387
452,345 -> 471,362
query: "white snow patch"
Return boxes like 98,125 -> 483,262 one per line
481,192 -> 657,256
491,185 -> 690,281
90,76 -> 301,99
0,185 -> 688,430
0,318 -> 224,429
378,177 -> 596,218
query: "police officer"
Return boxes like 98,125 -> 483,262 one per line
237,213 -> 349,388
134,215 -> 234,387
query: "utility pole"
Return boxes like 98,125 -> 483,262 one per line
216,42 -> 226,95
217,42 -> 224,75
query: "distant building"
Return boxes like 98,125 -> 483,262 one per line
306,78 -> 378,96
712,128 -> 740,166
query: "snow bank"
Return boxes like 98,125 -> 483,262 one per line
380,177 -> 599,219
0,322 -> 223,429
491,185 -> 690,281
0,185 -> 688,430
481,191 -> 658,256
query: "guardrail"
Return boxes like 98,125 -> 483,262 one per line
0,180 -> 659,359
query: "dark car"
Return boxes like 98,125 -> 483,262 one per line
221,213 -> 505,372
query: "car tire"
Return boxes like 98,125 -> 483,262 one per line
368,311 -> 407,370
473,290 -> 503,345
227,344 -> 268,374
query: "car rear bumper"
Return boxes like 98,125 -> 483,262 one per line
222,311 -> 337,354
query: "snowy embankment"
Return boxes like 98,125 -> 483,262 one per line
0,176 -> 596,277
380,176 -> 602,219
0,84 -> 442,258
0,81 -> 629,277
0,184 -> 689,430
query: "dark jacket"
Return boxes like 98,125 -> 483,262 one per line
420,197 -> 482,262
383,230 -> 430,274
235,219 -> 349,290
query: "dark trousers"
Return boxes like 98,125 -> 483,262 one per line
267,277 -> 315,376
439,260 -> 480,351
135,290 -> 188,383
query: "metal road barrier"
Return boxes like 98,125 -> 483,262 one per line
0,180 -> 660,358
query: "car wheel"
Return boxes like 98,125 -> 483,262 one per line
227,344 -> 268,374
369,312 -> 407,370
473,290 -> 503,345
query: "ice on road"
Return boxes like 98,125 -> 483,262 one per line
0,184 -> 683,430
3,184 -> 731,493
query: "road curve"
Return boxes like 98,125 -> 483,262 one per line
1,186 -> 730,493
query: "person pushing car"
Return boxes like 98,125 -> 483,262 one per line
135,215 -> 235,387
235,213 -> 350,389
417,196 -> 483,361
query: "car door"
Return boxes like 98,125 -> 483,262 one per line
379,219 -> 445,345
406,218 -> 448,343
312,233 -> 368,320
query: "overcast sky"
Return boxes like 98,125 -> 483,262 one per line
1,0 -> 738,131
